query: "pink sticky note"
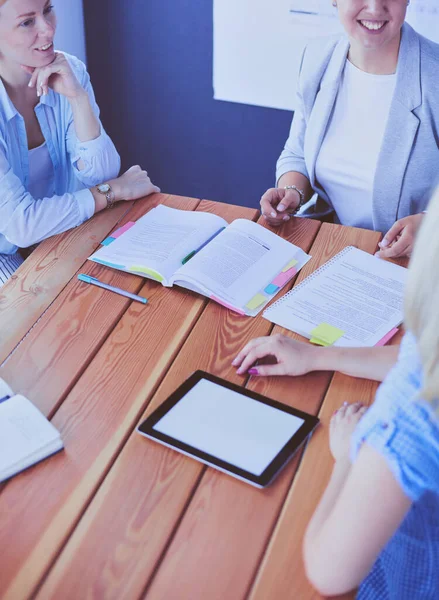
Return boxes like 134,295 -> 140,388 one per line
111,221 -> 136,239
211,296 -> 245,316
271,266 -> 298,288
375,328 -> 399,347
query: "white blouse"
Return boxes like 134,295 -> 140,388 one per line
28,141 -> 55,200
315,60 -> 397,229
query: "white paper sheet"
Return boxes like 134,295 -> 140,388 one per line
264,247 -> 407,347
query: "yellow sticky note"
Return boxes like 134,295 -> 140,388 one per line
128,266 -> 164,282
245,293 -> 267,311
310,323 -> 344,347
282,258 -> 298,273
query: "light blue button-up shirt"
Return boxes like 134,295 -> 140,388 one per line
0,52 -> 121,255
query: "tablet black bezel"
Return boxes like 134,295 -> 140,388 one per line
137,370 -> 320,487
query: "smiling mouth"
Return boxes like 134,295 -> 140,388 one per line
358,20 -> 388,32
36,42 -> 54,52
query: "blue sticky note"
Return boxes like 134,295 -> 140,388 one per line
101,237 -> 116,246
92,259 -> 126,270
265,283 -> 280,295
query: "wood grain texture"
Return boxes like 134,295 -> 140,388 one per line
0,201 -> 255,600
33,214 -> 320,600
0,195 -> 200,417
0,201 -> 133,366
143,224 -> 382,600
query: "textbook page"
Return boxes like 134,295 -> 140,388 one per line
264,247 -> 407,346
171,219 -> 311,313
0,377 -> 13,399
0,395 -> 63,482
89,205 -> 228,285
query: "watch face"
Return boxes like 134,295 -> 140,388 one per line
98,184 -> 110,193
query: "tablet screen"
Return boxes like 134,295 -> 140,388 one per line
152,378 -> 305,476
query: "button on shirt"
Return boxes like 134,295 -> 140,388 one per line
0,52 -> 121,254
315,60 -> 397,230
351,332 -> 439,599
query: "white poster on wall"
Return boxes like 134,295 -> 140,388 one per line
213,0 -> 439,112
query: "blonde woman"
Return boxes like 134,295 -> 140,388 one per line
0,0 -> 159,285
236,190 -> 439,597
261,0 -> 439,260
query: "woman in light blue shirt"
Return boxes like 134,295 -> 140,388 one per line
0,0 -> 159,285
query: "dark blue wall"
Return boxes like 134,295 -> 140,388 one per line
83,1 -> 292,208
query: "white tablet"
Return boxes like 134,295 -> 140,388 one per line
137,371 -> 319,488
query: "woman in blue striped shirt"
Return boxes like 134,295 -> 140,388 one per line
0,0 -> 159,285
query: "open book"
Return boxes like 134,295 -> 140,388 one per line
88,205 -> 311,316
0,378 -> 63,482
263,246 -> 407,347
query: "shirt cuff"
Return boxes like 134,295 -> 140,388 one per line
75,188 -> 95,223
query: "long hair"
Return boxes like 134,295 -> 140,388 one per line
405,188 -> 439,405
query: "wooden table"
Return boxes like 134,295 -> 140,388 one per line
0,194 -> 402,600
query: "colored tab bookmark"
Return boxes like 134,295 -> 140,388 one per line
245,293 -> 267,311
310,323 -> 344,347
282,258 -> 298,273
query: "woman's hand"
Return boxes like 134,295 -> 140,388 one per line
22,52 -> 84,99
111,165 -> 160,201
376,213 -> 425,259
329,402 -> 368,463
260,187 -> 301,226
232,334 -> 319,376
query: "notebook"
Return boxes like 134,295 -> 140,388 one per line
88,205 -> 311,316
263,246 -> 407,347
0,378 -> 63,482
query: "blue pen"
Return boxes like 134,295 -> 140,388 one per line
78,274 -> 148,304
182,227 -> 226,264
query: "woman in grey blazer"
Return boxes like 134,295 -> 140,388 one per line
261,0 -> 439,259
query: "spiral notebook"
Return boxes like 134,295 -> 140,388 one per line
263,246 -> 408,347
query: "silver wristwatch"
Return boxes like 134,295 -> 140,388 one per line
284,185 -> 305,214
96,183 -> 116,209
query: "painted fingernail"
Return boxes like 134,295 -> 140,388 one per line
278,204 -> 286,212
381,239 -> 389,247
248,368 -> 259,375
283,215 -> 290,221
270,211 -> 276,218
231,358 -> 238,366
343,402 -> 348,406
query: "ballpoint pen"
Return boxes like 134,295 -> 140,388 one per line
181,226 -> 226,265
77,274 -> 148,304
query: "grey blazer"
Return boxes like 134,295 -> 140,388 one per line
276,23 -> 439,233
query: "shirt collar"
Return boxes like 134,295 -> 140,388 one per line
0,77 -> 56,122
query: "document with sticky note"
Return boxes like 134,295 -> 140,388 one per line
88,205 -> 311,316
263,246 -> 407,347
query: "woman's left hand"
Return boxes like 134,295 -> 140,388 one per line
329,402 -> 368,463
376,213 -> 425,259
22,52 -> 84,99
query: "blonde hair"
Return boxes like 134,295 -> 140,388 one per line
405,187 -> 439,405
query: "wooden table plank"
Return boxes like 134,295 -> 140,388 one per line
0,201 -> 134,366
143,224 -> 382,600
33,216 -> 320,600
0,200 -> 256,600
0,195 -> 200,418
